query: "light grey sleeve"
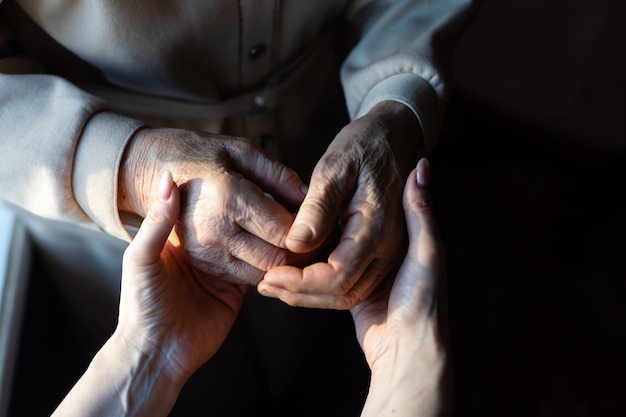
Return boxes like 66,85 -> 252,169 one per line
342,0 -> 472,153
0,72 -> 143,240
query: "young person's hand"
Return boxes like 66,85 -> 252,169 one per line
351,158 -> 452,417
53,171 -> 247,416
119,169 -> 247,382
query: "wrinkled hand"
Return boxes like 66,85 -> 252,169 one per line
119,171 -> 247,383
119,127 -> 309,285
351,159 -> 450,417
259,101 -> 421,309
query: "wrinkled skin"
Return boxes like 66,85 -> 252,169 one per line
119,128 -> 310,285
119,171 -> 247,383
351,161 -> 452,417
119,100 -> 420,309
260,100 -> 421,309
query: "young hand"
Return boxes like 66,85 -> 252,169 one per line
351,158 -> 451,417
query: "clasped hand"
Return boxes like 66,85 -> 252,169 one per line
52,158 -> 448,416
119,101 -> 421,309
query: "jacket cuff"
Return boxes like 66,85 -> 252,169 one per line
73,111 -> 145,241
354,73 -> 441,155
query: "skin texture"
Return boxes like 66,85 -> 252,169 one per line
260,100 -> 422,309
118,128 -> 310,285
118,171 -> 247,383
54,159 -> 451,416
352,159 -> 452,417
54,171 -> 248,416
118,100 -> 420,309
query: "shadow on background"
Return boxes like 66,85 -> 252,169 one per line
430,1 -> 626,415
432,94 -> 626,417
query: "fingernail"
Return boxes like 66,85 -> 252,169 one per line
416,158 -> 430,188
257,284 -> 277,299
158,171 -> 173,201
289,224 -> 313,243
300,184 -> 309,196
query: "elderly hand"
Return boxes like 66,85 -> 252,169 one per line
352,159 -> 451,417
118,127 -> 309,285
259,100 -> 421,309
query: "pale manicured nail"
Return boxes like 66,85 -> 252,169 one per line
158,171 -> 173,202
416,158 -> 430,188
289,224 -> 313,243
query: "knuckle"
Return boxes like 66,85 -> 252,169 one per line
336,273 -> 355,296
264,250 -> 288,270
276,164 -> 298,186
343,290 -> 362,309
301,196 -> 336,225
338,295 -> 358,310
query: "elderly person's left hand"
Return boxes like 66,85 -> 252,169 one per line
259,100 -> 421,309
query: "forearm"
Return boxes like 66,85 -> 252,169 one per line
0,73 -> 103,223
52,331 -> 185,417
0,73 -> 143,239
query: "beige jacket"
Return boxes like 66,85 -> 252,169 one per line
0,0 -> 471,241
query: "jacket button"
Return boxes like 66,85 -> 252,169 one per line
249,43 -> 267,60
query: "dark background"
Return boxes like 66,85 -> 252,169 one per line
433,96 -> 626,417
434,0 -> 626,415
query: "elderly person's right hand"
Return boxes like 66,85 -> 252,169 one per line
118,127 -> 309,285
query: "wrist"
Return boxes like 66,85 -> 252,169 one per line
106,329 -> 187,414
118,128 -> 159,218
53,329 -> 186,417
363,320 -> 451,417
367,100 -> 423,176
365,356 -> 450,417
365,365 -> 450,417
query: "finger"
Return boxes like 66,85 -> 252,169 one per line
187,246 -> 266,285
258,280 -> 348,309
259,258 -> 391,309
404,158 -> 440,265
231,141 -> 308,207
127,170 -> 180,264
227,229 -> 291,272
286,160 -> 358,253
218,259 -> 266,286
265,208 -> 377,292
389,158 -> 446,322
234,177 -> 298,248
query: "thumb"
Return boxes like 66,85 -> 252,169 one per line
127,170 -> 180,264
403,158 -> 439,261
286,169 -> 352,253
